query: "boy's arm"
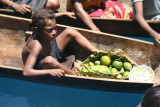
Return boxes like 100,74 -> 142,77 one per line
54,12 -> 76,19
71,0 -> 100,32
23,45 -> 65,78
0,0 -> 32,14
134,1 -> 160,45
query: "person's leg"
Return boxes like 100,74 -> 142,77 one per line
45,0 -> 60,11
56,27 -> 97,53
40,56 -> 77,75
61,55 -> 75,69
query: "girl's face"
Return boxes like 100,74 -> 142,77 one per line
42,19 -> 57,40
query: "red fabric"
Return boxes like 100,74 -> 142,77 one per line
89,1 -> 133,19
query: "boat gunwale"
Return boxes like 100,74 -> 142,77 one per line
0,65 -> 153,84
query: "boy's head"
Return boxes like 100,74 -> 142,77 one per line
31,8 -> 56,29
141,85 -> 160,107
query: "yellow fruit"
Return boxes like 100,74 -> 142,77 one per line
100,56 -> 111,66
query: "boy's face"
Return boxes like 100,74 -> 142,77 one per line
42,19 -> 57,40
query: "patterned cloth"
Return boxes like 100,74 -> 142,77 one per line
66,0 -> 101,11
89,1 -> 133,19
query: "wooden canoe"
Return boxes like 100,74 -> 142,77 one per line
1,9 -> 160,37
0,14 -> 160,93
56,16 -> 160,37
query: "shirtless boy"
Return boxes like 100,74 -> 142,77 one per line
22,8 -> 97,78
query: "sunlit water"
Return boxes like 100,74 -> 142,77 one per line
0,36 -> 153,107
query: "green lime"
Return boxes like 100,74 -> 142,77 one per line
120,67 -> 124,73
123,71 -> 129,78
100,56 -> 111,66
116,74 -> 123,79
112,60 -> 123,70
88,62 -> 95,66
111,68 -> 118,74
123,62 -> 132,71
95,61 -> 100,65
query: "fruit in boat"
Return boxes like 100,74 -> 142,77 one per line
120,67 -> 124,73
123,62 -> 132,71
91,65 -> 110,74
88,62 -> 95,66
100,56 -> 111,66
123,71 -> 129,78
116,74 -> 123,79
110,68 -> 118,74
112,60 -> 123,70
81,68 -> 89,75
95,61 -> 100,65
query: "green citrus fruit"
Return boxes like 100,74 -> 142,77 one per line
95,61 -> 100,65
112,60 -> 123,70
111,68 -> 118,74
123,62 -> 132,71
120,67 -> 124,73
123,71 -> 129,78
88,62 -> 95,66
100,56 -> 111,66
116,74 -> 123,79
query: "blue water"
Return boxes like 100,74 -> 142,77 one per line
0,77 -> 143,107
0,36 -> 153,107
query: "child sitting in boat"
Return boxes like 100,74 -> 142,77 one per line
22,8 -> 97,77
132,0 -> 160,46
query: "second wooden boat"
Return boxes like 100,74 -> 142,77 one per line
56,16 -> 160,37
1,9 -> 160,36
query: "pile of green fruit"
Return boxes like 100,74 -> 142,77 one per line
77,49 -> 135,79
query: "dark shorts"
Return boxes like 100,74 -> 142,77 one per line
34,39 -> 75,69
